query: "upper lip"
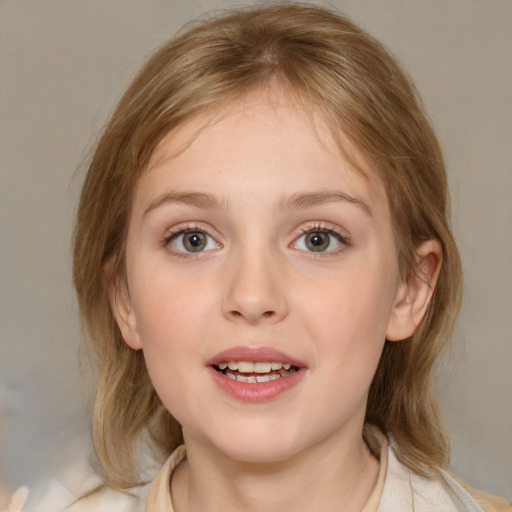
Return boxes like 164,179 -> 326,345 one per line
207,346 -> 307,368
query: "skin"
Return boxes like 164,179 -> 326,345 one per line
110,92 -> 441,512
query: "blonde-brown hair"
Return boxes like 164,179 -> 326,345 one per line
73,3 -> 462,490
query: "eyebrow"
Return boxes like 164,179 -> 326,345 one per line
144,191 -> 229,216
143,189 -> 372,217
277,190 -> 373,216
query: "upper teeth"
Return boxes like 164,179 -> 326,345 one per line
217,361 -> 292,373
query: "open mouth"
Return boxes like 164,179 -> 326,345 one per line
213,361 -> 299,383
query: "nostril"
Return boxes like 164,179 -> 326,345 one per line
228,309 -> 276,321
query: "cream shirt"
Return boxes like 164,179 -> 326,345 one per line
11,428 -> 512,512
144,428 -> 505,512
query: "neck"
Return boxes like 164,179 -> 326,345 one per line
171,426 -> 379,512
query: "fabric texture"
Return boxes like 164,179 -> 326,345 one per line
143,427 -> 508,512
11,428 -> 511,512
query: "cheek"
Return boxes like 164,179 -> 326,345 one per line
298,258 -> 397,388
130,281 -> 207,413
128,268 -> 222,399
131,260 -> 218,342
306,265 -> 396,340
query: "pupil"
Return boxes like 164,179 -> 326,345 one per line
310,234 -> 324,246
306,232 -> 329,252
189,234 -> 202,246
184,232 -> 206,252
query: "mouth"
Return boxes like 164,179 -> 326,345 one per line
207,346 -> 306,401
213,360 -> 299,383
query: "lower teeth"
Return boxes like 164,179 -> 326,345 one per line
221,367 -> 296,383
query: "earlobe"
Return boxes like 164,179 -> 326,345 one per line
386,240 -> 442,342
105,264 -> 143,350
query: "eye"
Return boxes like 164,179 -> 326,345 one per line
167,229 -> 219,253
293,228 -> 346,253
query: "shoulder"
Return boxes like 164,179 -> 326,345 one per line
378,438 -> 511,512
25,484 -> 146,512
460,485 -> 512,512
13,459 -> 149,512
438,469 -> 511,512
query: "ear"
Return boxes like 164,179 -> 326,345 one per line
104,262 -> 143,350
386,240 -> 442,342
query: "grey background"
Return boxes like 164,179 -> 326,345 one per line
1,0 -> 511,501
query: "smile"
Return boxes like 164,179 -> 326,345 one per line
214,361 -> 298,383
207,347 -> 306,401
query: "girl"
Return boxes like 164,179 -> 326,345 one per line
17,3 -> 510,511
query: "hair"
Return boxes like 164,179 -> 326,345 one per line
73,2 -> 462,491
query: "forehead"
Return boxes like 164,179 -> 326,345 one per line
137,91 -> 387,215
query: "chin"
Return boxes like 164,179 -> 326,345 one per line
220,442 -> 297,464
205,422 -> 304,464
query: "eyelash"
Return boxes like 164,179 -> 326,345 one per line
163,224 -> 219,259
293,223 -> 350,255
162,222 -> 350,258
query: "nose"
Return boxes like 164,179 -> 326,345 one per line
222,247 -> 289,325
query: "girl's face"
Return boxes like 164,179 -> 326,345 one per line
113,94 -> 410,464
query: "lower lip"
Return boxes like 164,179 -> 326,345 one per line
207,366 -> 305,402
